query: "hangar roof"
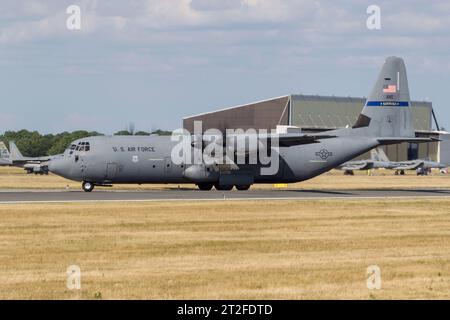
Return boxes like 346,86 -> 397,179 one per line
183,94 -> 434,132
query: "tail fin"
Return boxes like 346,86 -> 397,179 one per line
374,147 -> 389,162
9,141 -> 24,160
353,56 -> 414,138
0,142 -> 10,161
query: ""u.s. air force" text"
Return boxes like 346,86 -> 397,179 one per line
112,146 -> 155,152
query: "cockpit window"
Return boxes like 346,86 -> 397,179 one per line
68,142 -> 91,154
75,141 -> 90,152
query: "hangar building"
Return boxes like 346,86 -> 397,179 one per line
183,94 -> 449,163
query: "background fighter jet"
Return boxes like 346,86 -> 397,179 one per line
0,141 -> 54,174
338,147 -> 422,174
338,148 -> 396,173
373,148 -> 447,175
339,147 -> 447,175
49,57 -> 434,192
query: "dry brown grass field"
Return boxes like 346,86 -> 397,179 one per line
0,199 -> 449,299
0,166 -> 449,191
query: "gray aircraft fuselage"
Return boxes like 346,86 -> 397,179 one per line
48,132 -> 379,185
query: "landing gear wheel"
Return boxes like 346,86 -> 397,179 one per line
235,185 -> 251,191
82,181 -> 94,192
214,184 -> 233,191
197,183 -> 213,191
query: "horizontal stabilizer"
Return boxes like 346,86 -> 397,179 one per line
9,141 -> 24,160
377,137 -> 438,145
277,134 -> 337,147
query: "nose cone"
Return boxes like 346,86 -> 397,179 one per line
48,157 -> 67,177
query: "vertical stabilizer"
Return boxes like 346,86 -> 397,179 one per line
354,57 -> 414,138
9,141 -> 24,160
0,142 -> 10,161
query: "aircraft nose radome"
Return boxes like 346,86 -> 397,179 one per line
48,158 -> 64,176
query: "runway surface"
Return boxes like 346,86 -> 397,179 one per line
1,188 -> 450,203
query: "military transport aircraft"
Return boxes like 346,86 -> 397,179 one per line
0,141 -> 53,174
48,57 -> 435,192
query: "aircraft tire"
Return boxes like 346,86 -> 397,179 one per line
235,185 -> 251,191
197,183 -> 213,191
214,184 -> 233,191
82,181 -> 95,192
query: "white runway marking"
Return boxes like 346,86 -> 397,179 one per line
0,195 -> 449,205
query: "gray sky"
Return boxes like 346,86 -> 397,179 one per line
0,0 -> 449,134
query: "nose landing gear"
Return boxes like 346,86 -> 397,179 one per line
82,181 -> 95,192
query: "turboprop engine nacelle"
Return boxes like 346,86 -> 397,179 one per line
183,164 -> 219,183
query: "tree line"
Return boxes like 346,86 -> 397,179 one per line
0,129 -> 172,157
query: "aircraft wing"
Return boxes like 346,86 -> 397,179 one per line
377,137 -> 439,145
24,155 -> 53,162
392,161 -> 423,170
10,157 -> 52,165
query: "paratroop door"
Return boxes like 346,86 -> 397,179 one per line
106,163 -> 118,180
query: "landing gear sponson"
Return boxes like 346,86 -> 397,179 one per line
82,182 -> 251,192
196,183 -> 251,191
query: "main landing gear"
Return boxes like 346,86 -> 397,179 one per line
197,183 -> 213,191
82,181 -> 95,192
214,184 -> 233,191
196,183 -> 252,191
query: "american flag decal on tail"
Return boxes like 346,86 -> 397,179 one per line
383,84 -> 397,93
